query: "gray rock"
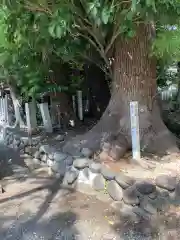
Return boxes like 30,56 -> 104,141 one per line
156,175 -> 177,191
135,180 -> 156,195
64,169 -> 79,184
119,204 -> 140,222
51,161 -> 66,176
55,134 -> 65,141
77,168 -> 90,183
133,207 -> 152,220
41,154 -> 47,163
73,158 -> 89,169
47,159 -> 54,167
107,180 -> 123,201
123,186 -> 139,205
34,151 -> 41,160
48,153 -> 54,160
24,146 -> 31,154
54,152 -> 68,162
89,162 -> 101,173
148,191 -> 158,200
115,173 -> 135,189
39,145 -> 52,154
101,166 -> 115,180
19,141 -> 25,150
140,198 -> 157,215
8,135 -> 14,144
64,156 -> 74,166
92,174 -> 105,191
81,148 -> 92,158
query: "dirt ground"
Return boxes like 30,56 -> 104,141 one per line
1,144 -> 180,239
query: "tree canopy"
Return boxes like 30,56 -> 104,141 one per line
0,0 -> 180,98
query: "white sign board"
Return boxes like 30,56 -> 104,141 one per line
130,101 -> 140,160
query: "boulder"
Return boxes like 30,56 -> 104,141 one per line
140,198 -> 157,215
115,173 -> 135,189
156,175 -> 177,191
107,180 -> 123,201
39,145 -> 52,154
73,158 -> 89,169
135,180 -> 156,195
123,186 -> 139,205
54,152 -> 68,162
34,151 -> 41,160
51,161 -> 66,176
64,168 -> 79,184
55,134 -> 65,141
81,148 -> 92,158
101,166 -> 115,180
65,156 -> 74,166
92,174 -> 105,191
89,162 -> 101,173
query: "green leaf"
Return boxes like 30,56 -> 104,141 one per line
48,24 -> 55,37
55,25 -> 63,38
101,7 -> 111,24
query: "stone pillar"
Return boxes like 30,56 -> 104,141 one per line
77,90 -> 83,121
39,102 -> 53,133
25,101 -> 37,135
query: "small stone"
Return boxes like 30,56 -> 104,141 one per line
107,180 -> 123,201
47,159 -> 54,167
101,166 -> 115,180
48,153 -> 54,160
73,158 -> 89,169
81,148 -> 92,158
34,151 -> 41,160
115,173 -> 135,189
123,186 -> 139,205
64,169 -> 79,184
55,134 -> 65,141
135,180 -> 156,195
77,168 -> 90,183
24,146 -> 31,154
41,154 -> 47,163
92,174 -> 105,191
140,198 -> 157,215
156,175 -> 177,191
39,145 -> 52,154
54,152 -> 68,162
19,142 -> 25,150
89,162 -> 101,173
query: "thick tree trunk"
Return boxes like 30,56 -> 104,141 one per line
63,24 -> 178,160
9,85 -> 25,128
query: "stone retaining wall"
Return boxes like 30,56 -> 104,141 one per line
4,130 -> 180,221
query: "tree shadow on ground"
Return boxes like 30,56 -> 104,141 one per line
0,144 -> 28,180
0,174 -> 78,239
0,211 -> 79,239
111,194 -> 180,239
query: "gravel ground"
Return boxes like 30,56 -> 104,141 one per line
0,144 -> 180,240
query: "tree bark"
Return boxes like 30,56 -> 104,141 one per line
63,24 -> 178,160
9,85 -> 25,128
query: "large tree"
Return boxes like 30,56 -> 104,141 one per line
2,0 -> 180,160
